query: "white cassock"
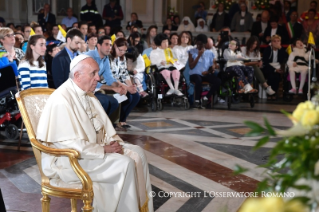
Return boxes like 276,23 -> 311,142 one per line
37,79 -> 153,212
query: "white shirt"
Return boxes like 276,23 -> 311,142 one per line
271,28 -> 277,37
261,22 -> 268,33
272,50 -> 278,63
241,46 -> 261,61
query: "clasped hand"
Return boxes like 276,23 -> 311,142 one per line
104,141 -> 123,154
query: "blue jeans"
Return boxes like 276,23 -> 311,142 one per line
120,92 -> 140,122
95,92 -> 119,117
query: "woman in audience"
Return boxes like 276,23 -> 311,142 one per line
18,35 -> 48,90
302,9 -> 319,47
126,46 -> 148,98
128,31 -> 145,54
173,15 -> 181,27
45,42 -> 60,88
210,3 -> 230,32
163,18 -> 178,32
110,38 -> 140,128
86,33 -> 98,51
169,33 -> 179,49
145,25 -> 158,48
241,36 -> 275,95
177,16 -> 195,32
223,39 -> 257,93
0,27 -> 25,65
14,33 -> 24,48
195,18 -> 209,32
116,30 -> 125,39
173,31 -> 193,66
230,3 -> 253,32
150,33 -> 184,96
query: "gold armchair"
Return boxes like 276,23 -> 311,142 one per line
15,88 -> 94,212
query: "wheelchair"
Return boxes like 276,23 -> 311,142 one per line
0,59 -> 21,140
144,65 -> 190,111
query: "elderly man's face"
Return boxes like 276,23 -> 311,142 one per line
75,59 -> 100,92
261,11 -> 269,23
67,8 -> 73,17
205,38 -> 213,49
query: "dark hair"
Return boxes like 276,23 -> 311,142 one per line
6,23 -> 14,28
111,37 -> 128,59
32,25 -> 42,31
87,33 -> 98,41
89,24 -> 96,29
72,22 -> 78,27
170,33 -> 178,40
78,21 -> 88,29
269,16 -> 279,23
23,25 -> 31,32
308,9 -> 317,15
195,34 -> 208,44
24,35 -> 46,68
45,42 -> 58,61
66,28 -> 84,41
116,30 -> 125,37
154,33 -> 169,46
146,25 -> 158,46
173,15 -> 180,24
129,32 -> 143,54
97,35 -> 111,45
131,12 -> 138,19
293,38 -> 303,46
125,46 -> 139,62
284,0 -> 291,7
245,36 -> 260,57
311,1 -> 317,7
178,31 -> 191,45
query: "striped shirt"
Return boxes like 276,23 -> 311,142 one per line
18,60 -> 48,90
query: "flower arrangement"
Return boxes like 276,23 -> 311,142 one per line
212,0 -> 234,11
235,83 -> 319,211
167,7 -> 178,20
252,0 -> 270,10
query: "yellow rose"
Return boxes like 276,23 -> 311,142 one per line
284,200 -> 309,212
301,109 -> 319,127
238,198 -> 262,212
239,197 -> 284,212
292,101 -> 315,123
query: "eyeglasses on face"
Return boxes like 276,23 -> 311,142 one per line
117,47 -> 127,53
5,34 -> 15,38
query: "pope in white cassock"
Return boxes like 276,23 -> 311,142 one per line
36,54 -> 154,212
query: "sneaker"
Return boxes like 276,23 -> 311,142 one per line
288,88 -> 297,94
298,89 -> 303,94
201,96 -> 208,106
218,97 -> 225,103
174,89 -> 184,96
165,88 -> 175,96
140,91 -> 149,98
244,84 -> 253,93
266,86 -> 275,95
193,100 -> 201,108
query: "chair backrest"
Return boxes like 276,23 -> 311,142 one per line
15,88 -> 55,182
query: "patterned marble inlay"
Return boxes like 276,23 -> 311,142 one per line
141,121 -> 173,128
228,128 -> 251,135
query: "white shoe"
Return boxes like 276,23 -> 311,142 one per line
174,89 -> 184,96
244,84 -> 253,93
218,97 -> 225,103
165,88 -> 175,96
266,86 -> 275,95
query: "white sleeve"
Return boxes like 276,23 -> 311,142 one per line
150,50 -> 162,67
135,54 -> 146,73
223,49 -> 238,60
287,53 -> 295,67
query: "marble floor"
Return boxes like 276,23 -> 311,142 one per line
0,98 -> 298,212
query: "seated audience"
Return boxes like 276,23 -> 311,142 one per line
150,33 -> 184,96
88,24 -> 97,34
79,22 -> 88,41
46,25 -> 59,42
33,25 -> 43,35
142,42 -> 157,58
173,31 -> 193,66
286,11 -> 303,44
126,46 -> 148,98
6,23 -> 15,31
262,35 -> 288,100
38,3 -> 56,32
18,35 -> 48,90
78,39 -> 88,54
116,30 -> 125,39
251,10 -> 270,43
188,34 -> 221,108
231,3 -> 253,32
223,39 -> 257,93
287,39 -> 309,94
45,42 -> 60,88
0,27 -> 25,65
72,22 -> 79,28
163,29 -> 171,38
228,0 -> 246,22
298,1 -> 319,23
169,33 -> 179,49
61,8 -> 78,28
194,2 -> 207,21
241,36 -> 275,95
210,3 -> 230,32
126,12 -> 143,29
195,18 -> 209,32
163,18 -> 178,32
283,0 -> 293,23
128,31 -> 145,54
104,24 -> 111,36
145,25 -> 158,48
263,16 -> 288,44
97,27 -> 106,37
86,33 -> 97,51
177,16 -> 195,32
301,9 -> 319,47
110,38 -> 140,127
14,33 -> 24,48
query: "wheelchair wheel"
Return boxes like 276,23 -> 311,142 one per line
151,100 -> 157,111
5,124 -> 19,140
250,95 -> 255,108
157,99 -> 163,111
183,98 -> 190,110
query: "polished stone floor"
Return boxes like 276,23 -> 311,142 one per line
0,98 -> 298,212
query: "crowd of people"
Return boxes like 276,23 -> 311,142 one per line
0,0 -> 318,121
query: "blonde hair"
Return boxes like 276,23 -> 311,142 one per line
271,34 -> 281,41
0,27 -> 14,44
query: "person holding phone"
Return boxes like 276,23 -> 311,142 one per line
0,27 -> 25,65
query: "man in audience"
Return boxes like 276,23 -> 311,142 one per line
298,1 -> 319,23
283,1 -> 293,23
231,3 -> 253,32
80,0 -> 100,25
263,16 -> 288,44
104,24 -> 111,36
46,25 -> 59,42
61,8 -> 78,28
79,22 -> 88,41
33,25 -> 43,35
228,0 -> 246,22
126,12 -> 143,29
38,3 -> 56,32
89,24 -> 97,34
262,35 -> 288,100
286,11 -> 303,43
251,10 -> 269,43
21,25 -> 32,53
98,27 -> 106,37
52,29 -> 83,88
102,0 -> 123,29
163,29 -> 171,38
72,22 -> 79,28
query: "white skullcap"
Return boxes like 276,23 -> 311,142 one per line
70,54 -> 91,71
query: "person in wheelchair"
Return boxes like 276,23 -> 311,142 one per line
223,39 -> 257,93
188,34 -> 221,108
287,39 -> 311,94
262,35 -> 288,100
150,33 -> 184,96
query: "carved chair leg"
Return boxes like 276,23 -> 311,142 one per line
41,194 -> 51,212
82,199 -> 93,212
71,199 -> 77,212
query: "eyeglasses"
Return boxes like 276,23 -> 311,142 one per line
5,34 -> 15,38
25,30 -> 31,33
117,47 -> 127,53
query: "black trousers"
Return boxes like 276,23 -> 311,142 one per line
262,65 -> 282,93
190,74 -> 221,101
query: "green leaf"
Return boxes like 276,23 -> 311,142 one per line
253,136 -> 270,150
244,121 -> 265,132
264,117 -> 276,136
233,164 -> 248,175
280,109 -> 292,117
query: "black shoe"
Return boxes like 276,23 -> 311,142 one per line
193,101 -> 202,108
122,124 -> 131,128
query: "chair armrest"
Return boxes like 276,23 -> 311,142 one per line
30,138 -> 93,191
